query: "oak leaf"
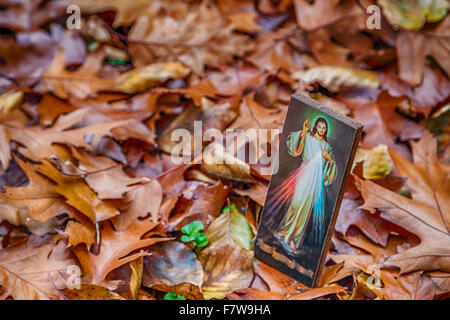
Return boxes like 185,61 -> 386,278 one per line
357,131 -> 450,273
128,1 -> 250,74
0,156 -> 67,223
72,218 -> 168,289
0,241 -> 76,300
37,160 -> 119,223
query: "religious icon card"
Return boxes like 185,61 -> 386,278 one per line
255,93 -> 363,287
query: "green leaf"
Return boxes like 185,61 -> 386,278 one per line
379,0 -> 449,30
181,235 -> 195,243
107,58 -> 128,65
220,203 -> 236,215
194,233 -> 208,247
182,221 -> 204,236
164,292 -> 187,300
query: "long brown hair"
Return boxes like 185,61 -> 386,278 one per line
310,117 -> 328,142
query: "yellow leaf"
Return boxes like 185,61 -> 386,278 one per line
115,62 -> 190,94
0,91 -> 23,112
293,66 -> 380,92
355,145 -> 393,180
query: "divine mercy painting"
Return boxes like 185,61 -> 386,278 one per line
255,93 -> 363,287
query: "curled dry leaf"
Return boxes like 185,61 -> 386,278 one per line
115,62 -> 190,94
355,145 -> 393,180
143,241 -> 204,300
0,90 -> 23,113
293,66 -> 381,93
201,143 -> 254,183
199,205 -> 254,299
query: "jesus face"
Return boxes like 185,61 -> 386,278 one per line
316,121 -> 327,137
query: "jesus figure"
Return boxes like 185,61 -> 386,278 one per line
267,117 -> 337,253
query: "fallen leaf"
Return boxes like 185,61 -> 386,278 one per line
69,0 -> 152,28
61,284 -> 126,300
293,66 -> 381,93
115,62 -> 190,94
357,132 -> 450,273
0,240 -> 76,300
355,145 -> 393,180
37,160 -> 119,222
199,205 -> 254,299
0,156 -> 67,223
72,218 -> 168,289
143,241 -> 204,300
128,1 -> 250,74
379,0 -> 448,30
40,49 -> 114,99
0,90 -> 23,113
113,180 -> 163,231
159,98 -> 237,155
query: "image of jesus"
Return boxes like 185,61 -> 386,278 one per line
267,117 -> 337,254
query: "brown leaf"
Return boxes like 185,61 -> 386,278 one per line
128,1 -> 250,74
293,0 -> 363,31
0,31 -> 56,92
65,217 -> 96,248
380,67 -> 450,114
0,156 -> 67,223
199,205 -> 254,299
0,240 -> 76,300
335,198 -> 392,247
72,218 -> 168,289
234,182 -> 268,207
61,284 -> 126,300
396,17 -> 450,86
357,132 -> 450,273
37,160 -> 119,222
69,147 -> 142,200
159,98 -> 237,155
40,49 -> 114,99
69,0 -> 153,28
36,95 -> 77,127
168,180 -> 230,231
9,108 -> 154,161
338,89 -> 414,160
113,180 -> 163,231
143,241 -> 204,300
0,1 -> 64,32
